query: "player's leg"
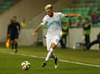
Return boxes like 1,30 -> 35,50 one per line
42,37 -> 51,67
85,35 -> 90,46
87,35 -> 90,45
45,42 -> 56,62
14,39 -> 18,53
14,33 -> 19,53
47,43 -> 58,68
65,35 -> 68,48
42,36 -> 59,68
85,35 -> 87,46
50,36 -> 60,68
11,40 -> 14,49
99,41 -> 100,49
63,35 -> 67,48
42,42 -> 57,67
50,52 -> 58,68
87,40 -> 99,50
50,53 -> 56,60
50,43 -> 58,68
60,35 -> 65,48
10,34 -> 14,49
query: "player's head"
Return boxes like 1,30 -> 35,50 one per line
12,16 -> 17,22
85,17 -> 90,24
45,4 -> 54,17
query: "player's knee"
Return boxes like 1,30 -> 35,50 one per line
51,43 -> 56,49
15,40 -> 18,44
15,41 -> 18,44
48,50 -> 50,52
11,40 -> 14,43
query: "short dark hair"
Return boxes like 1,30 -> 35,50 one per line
13,16 -> 17,18
85,17 -> 89,21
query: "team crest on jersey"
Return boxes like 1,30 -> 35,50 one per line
56,39 -> 59,43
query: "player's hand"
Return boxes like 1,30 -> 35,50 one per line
77,15 -> 82,18
32,32 -> 36,37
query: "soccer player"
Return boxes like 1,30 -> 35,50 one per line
32,4 -> 81,68
8,16 -> 21,53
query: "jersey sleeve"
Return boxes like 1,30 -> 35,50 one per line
7,24 -> 11,34
17,22 -> 21,32
58,12 -> 66,18
41,16 -> 47,25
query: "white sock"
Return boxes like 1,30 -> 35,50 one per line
50,53 -> 56,60
45,48 -> 54,62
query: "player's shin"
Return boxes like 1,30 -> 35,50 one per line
15,43 -> 18,53
11,43 -> 14,49
50,53 -> 56,60
45,48 -> 54,62
15,43 -> 18,50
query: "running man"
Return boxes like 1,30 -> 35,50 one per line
32,4 -> 81,68
8,16 -> 21,53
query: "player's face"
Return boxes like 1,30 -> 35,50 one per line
85,19 -> 89,24
46,9 -> 54,17
12,17 -> 17,22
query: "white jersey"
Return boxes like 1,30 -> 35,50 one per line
41,12 -> 66,37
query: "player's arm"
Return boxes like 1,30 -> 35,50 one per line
32,15 -> 47,37
18,23 -> 21,34
7,24 -> 11,38
66,14 -> 82,18
32,24 -> 43,37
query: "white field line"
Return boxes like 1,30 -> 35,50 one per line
2,51 -> 100,68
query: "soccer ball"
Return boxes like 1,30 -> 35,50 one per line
21,61 -> 30,70
73,46 -> 76,50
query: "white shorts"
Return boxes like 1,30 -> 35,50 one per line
46,35 -> 61,51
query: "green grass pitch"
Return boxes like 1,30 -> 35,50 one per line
0,46 -> 100,74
